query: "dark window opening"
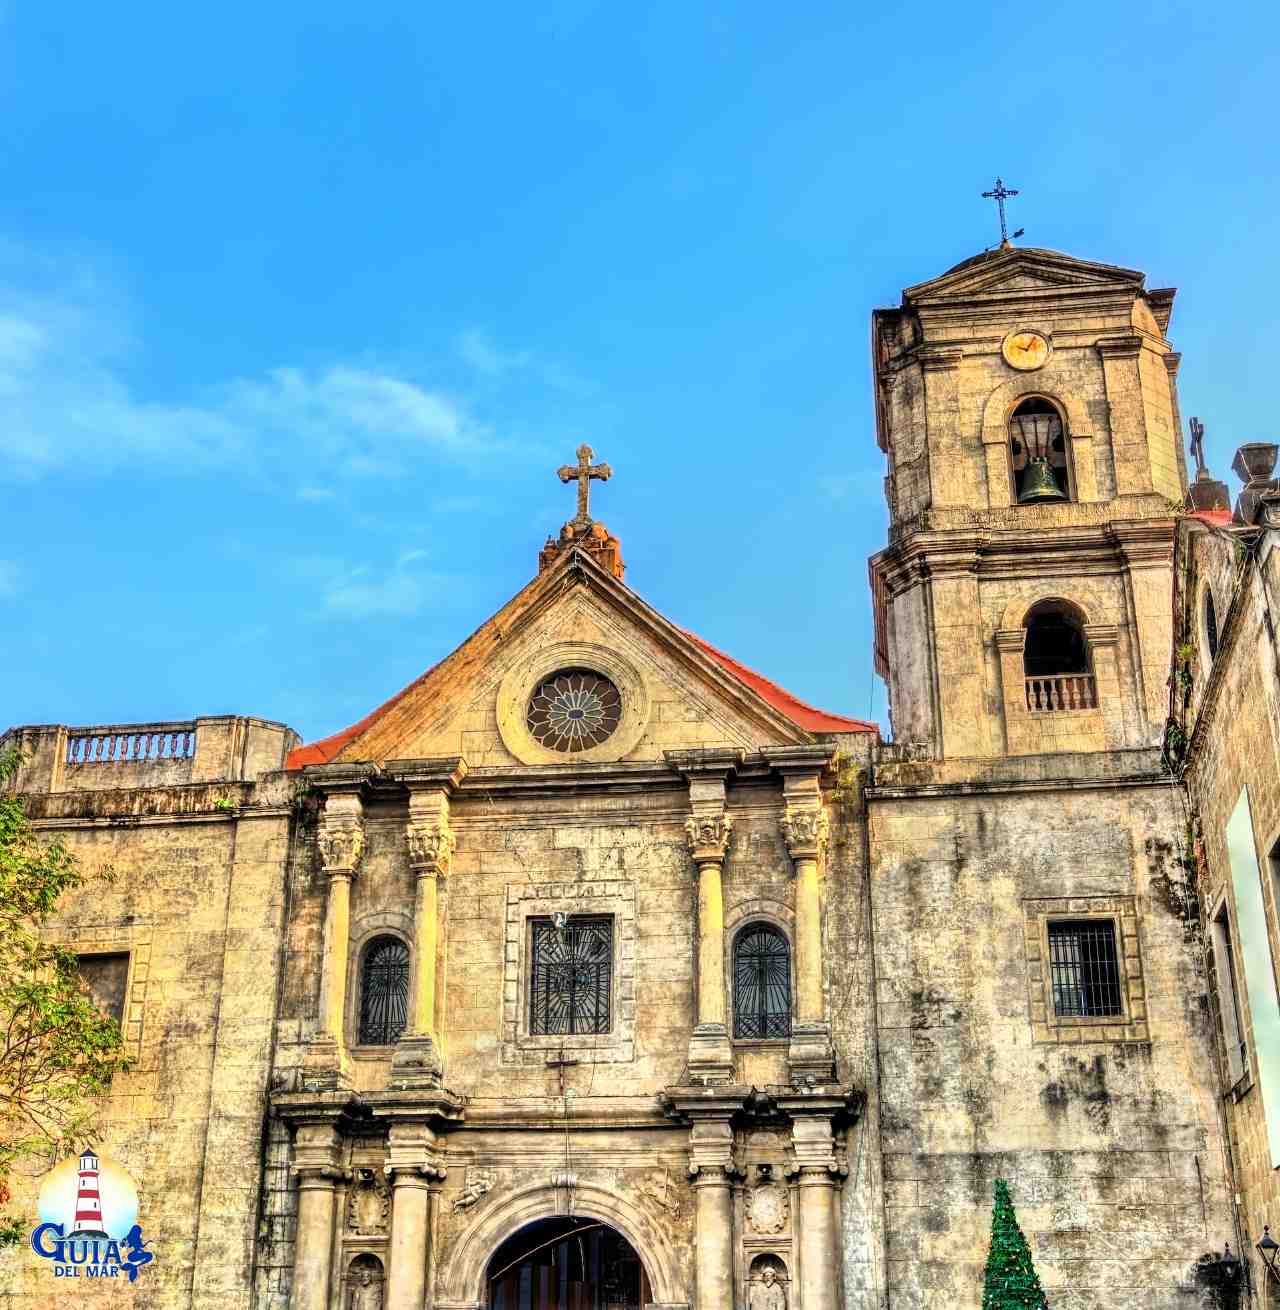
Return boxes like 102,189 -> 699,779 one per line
1023,603 -> 1089,678
1009,397 -> 1071,502
76,953 -> 129,1026
733,924 -> 792,1039
1204,589 -> 1219,661
530,916 -> 612,1035
1211,904 -> 1248,1079
1047,920 -> 1123,1018
359,936 -> 409,1045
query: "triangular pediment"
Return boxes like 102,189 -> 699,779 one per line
904,246 -> 1145,306
289,550 -> 870,770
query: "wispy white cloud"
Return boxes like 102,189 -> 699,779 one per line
457,326 -> 594,397
0,283 -> 500,485
277,551 -> 447,620
457,328 -> 531,377
318,550 -> 448,620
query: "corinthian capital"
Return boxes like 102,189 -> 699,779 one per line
685,812 -> 733,865
780,808 -> 829,862
406,820 -> 456,878
318,821 -> 364,875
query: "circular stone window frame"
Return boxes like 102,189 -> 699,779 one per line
497,642 -> 651,765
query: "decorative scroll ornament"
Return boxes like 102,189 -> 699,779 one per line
685,813 -> 733,864
346,1169 -> 391,1235
318,822 -> 364,874
746,1181 -> 789,1234
779,809 -> 829,862
451,1168 -> 495,1211
406,821 -> 456,877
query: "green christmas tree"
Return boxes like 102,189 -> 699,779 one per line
981,1179 -> 1049,1310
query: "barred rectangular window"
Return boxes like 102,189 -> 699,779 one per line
1047,920 -> 1122,1018
529,916 -> 613,1036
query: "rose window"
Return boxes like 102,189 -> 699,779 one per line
526,669 -> 622,753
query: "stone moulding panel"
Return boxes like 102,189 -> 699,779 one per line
57,923 -> 152,1064
495,641 -> 652,766
502,878 -> 637,1065
1023,894 -> 1148,1044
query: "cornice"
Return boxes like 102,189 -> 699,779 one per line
1095,334 -> 1144,360
866,772 -> 1170,801
382,757 -> 468,794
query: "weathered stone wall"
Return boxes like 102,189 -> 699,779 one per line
0,765 -> 297,1310
867,752 -> 1233,1309
1182,520 -> 1280,1294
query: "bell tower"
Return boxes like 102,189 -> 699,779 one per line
868,244 -> 1188,759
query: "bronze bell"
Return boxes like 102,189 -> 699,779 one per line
1011,413 -> 1068,503
1018,457 -> 1067,502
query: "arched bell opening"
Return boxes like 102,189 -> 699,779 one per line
1008,396 -> 1073,503
1022,600 -> 1096,712
486,1216 -> 652,1310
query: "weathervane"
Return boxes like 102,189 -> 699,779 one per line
982,177 -> 1025,248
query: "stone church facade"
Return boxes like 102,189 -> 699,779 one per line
4,243 -> 1276,1310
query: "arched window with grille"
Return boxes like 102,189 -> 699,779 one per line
733,924 -> 792,1039
358,936 -> 409,1045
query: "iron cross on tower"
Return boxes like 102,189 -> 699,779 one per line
558,443 -> 612,528
982,176 -> 1022,247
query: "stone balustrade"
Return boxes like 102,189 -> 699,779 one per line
2,715 -> 300,794
1025,673 -> 1097,713
66,722 -> 197,764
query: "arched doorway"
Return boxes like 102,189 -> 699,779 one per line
486,1216 -> 652,1310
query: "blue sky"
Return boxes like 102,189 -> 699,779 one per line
3,0 -> 1277,743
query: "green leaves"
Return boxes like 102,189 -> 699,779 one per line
0,745 -> 130,1246
982,1179 -> 1049,1310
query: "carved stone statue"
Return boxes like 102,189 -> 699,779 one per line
748,1266 -> 787,1310
348,1265 -> 382,1310
452,1169 -> 495,1211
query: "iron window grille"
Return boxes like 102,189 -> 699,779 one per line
359,936 -> 409,1045
1047,920 -> 1123,1018
530,916 -> 613,1035
733,924 -> 792,1039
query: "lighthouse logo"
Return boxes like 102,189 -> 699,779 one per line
29,1149 -> 155,1282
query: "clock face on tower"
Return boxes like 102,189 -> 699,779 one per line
1002,330 -> 1051,371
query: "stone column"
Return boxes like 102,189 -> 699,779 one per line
667,750 -> 742,1085
776,1106 -> 848,1310
384,1121 -> 446,1310
390,760 -> 467,1090
688,1118 -> 738,1310
291,1122 -> 344,1310
686,811 -> 734,1081
768,747 -> 836,1083
307,793 -> 365,1089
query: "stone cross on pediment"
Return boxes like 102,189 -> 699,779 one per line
558,444 -> 612,528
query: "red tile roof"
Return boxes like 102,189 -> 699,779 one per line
682,630 -> 878,734
285,662 -> 440,769
1187,508 -> 1233,528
